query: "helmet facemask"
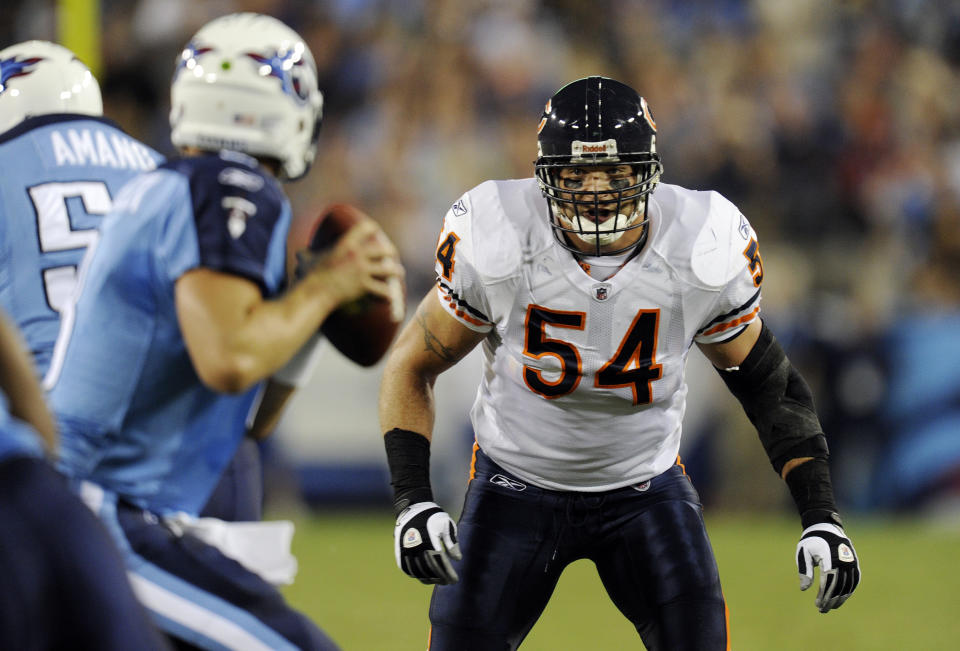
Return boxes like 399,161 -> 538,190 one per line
536,157 -> 661,256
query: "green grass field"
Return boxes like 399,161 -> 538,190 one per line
282,510 -> 959,650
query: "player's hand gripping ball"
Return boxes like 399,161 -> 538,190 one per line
303,203 -> 405,366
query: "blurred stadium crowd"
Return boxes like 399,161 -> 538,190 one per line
4,0 -> 960,518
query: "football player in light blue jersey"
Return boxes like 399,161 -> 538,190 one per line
0,39 -> 258,523
0,306 -> 169,649
46,13 -> 403,651
0,40 -> 162,377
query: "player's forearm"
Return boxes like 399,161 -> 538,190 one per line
378,292 -> 474,438
211,276 -> 339,391
716,322 -> 842,526
378,357 -> 438,441
379,357 -> 440,514
0,313 -> 57,451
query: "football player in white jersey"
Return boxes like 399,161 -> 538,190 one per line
379,77 -> 860,650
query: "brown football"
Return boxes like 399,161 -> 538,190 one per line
307,203 -> 404,367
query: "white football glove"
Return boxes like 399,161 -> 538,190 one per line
796,522 -> 861,613
394,501 -> 461,585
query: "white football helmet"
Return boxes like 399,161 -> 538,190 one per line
170,13 -> 323,180
0,40 -> 102,134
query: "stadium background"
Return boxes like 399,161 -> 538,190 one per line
3,1 -> 959,648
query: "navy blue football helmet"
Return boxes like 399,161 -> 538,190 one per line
535,76 -> 662,256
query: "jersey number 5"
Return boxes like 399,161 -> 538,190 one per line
523,305 -> 663,405
28,181 -> 111,313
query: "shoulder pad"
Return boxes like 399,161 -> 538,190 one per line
690,191 -> 756,288
162,151 -> 278,192
442,179 -> 541,282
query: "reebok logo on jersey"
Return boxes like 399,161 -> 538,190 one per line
738,214 -> 750,240
490,474 -> 527,492
452,199 -> 467,217
218,167 -> 264,192
403,529 -> 423,548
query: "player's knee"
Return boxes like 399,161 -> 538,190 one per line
427,624 -> 514,651
653,596 -> 728,651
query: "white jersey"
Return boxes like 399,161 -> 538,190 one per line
434,179 -> 763,491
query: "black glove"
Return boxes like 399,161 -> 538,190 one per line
796,522 -> 861,613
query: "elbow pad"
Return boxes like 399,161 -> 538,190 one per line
716,323 -> 828,475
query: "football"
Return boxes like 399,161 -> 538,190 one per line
307,203 -> 405,367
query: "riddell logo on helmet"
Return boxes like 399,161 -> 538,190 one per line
571,139 -> 617,158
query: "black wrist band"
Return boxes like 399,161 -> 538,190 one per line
384,428 -> 434,516
800,509 -> 844,530
783,458 -> 841,528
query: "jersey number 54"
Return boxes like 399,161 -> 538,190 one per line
523,305 -> 663,405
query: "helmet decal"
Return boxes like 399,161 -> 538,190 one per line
537,98 -> 552,134
245,48 -> 310,103
641,97 -> 657,131
0,56 -> 45,94
174,43 -> 214,80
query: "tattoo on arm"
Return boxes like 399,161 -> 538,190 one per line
417,311 -> 458,364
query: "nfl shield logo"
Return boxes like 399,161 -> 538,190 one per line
594,284 -> 610,301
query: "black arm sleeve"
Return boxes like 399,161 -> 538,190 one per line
716,323 -> 841,526
715,322 -> 828,474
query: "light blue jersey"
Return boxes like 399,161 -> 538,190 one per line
0,114 -> 162,376
48,151 -> 291,516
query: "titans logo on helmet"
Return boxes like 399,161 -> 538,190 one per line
245,49 -> 310,102
174,43 -> 214,79
0,56 -> 44,94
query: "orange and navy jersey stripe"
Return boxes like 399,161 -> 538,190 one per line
468,441 -> 480,482
699,306 -> 760,338
695,287 -> 761,344
436,278 -> 493,331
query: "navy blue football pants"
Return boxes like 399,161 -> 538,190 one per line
0,456 -> 170,650
102,493 -> 340,651
428,448 -> 729,650
201,435 -> 263,522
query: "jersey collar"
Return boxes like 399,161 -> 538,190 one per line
0,113 -> 123,145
